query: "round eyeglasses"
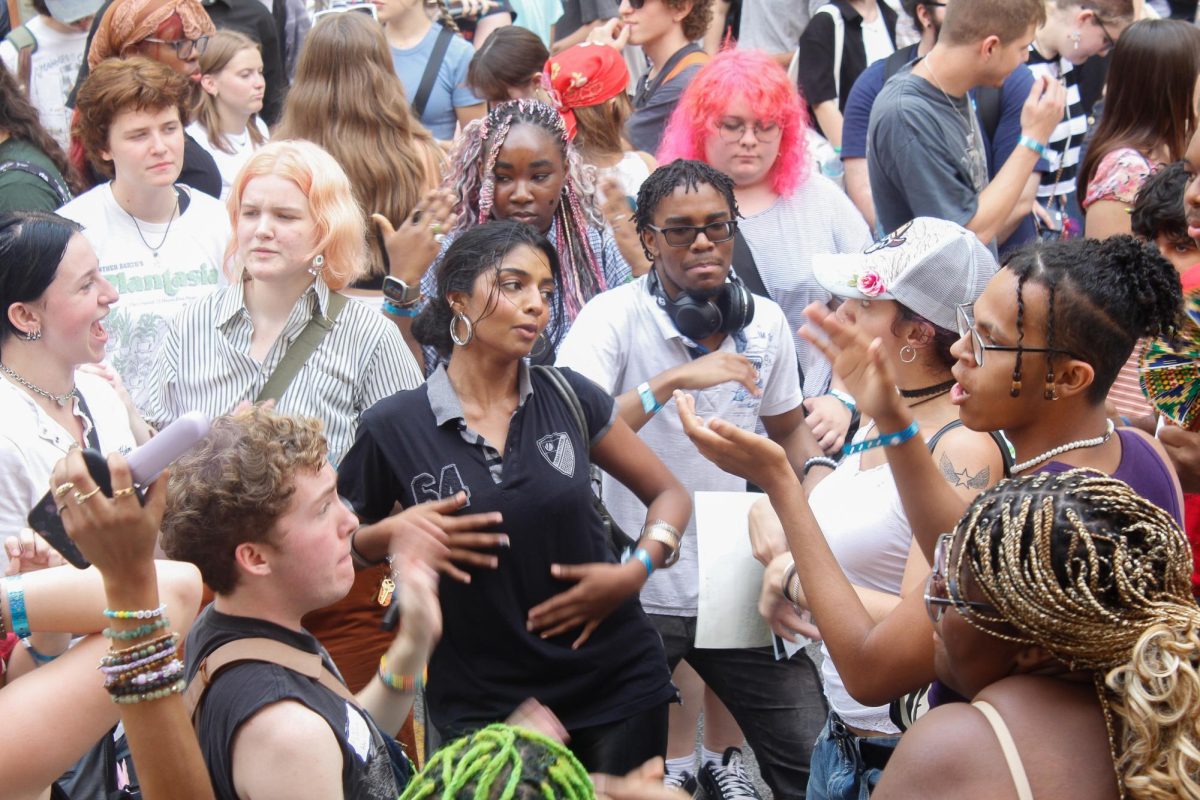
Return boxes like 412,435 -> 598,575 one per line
714,117 -> 782,144
142,35 -> 209,60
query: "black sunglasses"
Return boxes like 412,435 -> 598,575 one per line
925,533 -> 995,625
645,220 -> 738,248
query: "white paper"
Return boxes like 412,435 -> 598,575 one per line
694,491 -> 774,649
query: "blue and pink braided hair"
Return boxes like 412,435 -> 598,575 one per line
443,99 -> 607,320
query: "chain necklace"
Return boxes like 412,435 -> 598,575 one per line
922,55 -> 982,174
1011,419 -> 1115,474
0,361 -> 77,407
125,190 -> 180,262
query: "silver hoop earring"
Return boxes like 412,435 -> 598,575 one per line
900,345 -> 917,364
24,328 -> 41,342
450,312 -> 474,347
308,254 -> 325,276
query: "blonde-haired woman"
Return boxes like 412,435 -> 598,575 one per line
276,12 -> 446,285
142,139 -> 422,464
187,30 -> 269,199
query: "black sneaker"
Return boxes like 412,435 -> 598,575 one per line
665,769 -> 699,797
698,747 -> 761,800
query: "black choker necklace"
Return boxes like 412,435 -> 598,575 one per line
899,378 -> 957,399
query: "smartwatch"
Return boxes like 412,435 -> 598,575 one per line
382,275 -> 422,307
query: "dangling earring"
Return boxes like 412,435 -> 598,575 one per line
1070,30 -> 1081,49
23,328 -> 41,342
1044,367 -> 1058,400
899,345 -> 917,364
308,254 -> 325,277
450,312 -> 474,347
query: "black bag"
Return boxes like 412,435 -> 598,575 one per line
533,365 -> 637,558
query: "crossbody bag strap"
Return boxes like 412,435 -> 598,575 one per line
731,232 -> 769,299
532,365 -> 587,443
255,291 -> 348,403
184,637 -> 359,726
412,24 -> 455,119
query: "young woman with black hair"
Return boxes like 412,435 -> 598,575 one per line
681,235 -> 1183,738
338,220 -> 688,774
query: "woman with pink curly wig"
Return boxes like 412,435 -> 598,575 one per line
658,49 -> 871,450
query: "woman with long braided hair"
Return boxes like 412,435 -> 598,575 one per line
390,99 -> 632,369
875,469 -> 1200,799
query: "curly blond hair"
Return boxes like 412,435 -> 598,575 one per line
951,469 -> 1200,800
161,407 -> 328,594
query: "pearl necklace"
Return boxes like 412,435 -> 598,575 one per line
0,361 -> 77,407
1011,419 -> 1115,474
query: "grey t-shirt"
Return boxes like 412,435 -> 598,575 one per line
866,63 -> 989,236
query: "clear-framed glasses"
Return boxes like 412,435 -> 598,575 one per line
645,220 -> 738,248
924,533 -> 994,625
142,34 -> 209,60
955,303 -> 1079,368
714,117 -> 782,144
313,1 -> 378,20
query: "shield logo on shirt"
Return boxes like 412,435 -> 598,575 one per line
537,432 -> 576,478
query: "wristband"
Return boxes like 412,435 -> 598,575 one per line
638,382 -> 664,415
828,389 -> 856,411
6,575 -> 30,639
21,637 -> 60,665
383,299 -> 420,317
781,562 -> 799,605
378,655 -> 426,692
842,420 -> 920,456
633,547 -> 655,578
1018,134 -> 1049,159
803,456 -> 838,477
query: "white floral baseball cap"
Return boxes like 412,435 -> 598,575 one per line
812,217 -> 998,333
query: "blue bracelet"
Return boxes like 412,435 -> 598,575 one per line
6,575 -> 30,639
828,388 -> 856,411
843,420 -> 920,456
382,299 -> 419,317
1018,134 -> 1049,159
21,637 -> 59,665
638,382 -> 663,415
633,547 -> 655,578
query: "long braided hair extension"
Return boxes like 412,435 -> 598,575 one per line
948,470 -> 1200,799
443,99 -> 605,320
400,724 -> 594,800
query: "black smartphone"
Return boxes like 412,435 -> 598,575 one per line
26,449 -> 130,570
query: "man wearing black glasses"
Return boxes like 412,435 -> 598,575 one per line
557,160 -> 828,800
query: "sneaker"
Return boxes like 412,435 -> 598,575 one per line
665,769 -> 699,797
699,747 -> 761,800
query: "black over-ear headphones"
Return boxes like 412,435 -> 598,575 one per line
646,266 -> 755,341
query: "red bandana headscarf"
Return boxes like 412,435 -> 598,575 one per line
543,43 -> 630,140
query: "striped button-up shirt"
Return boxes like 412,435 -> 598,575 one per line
143,277 -> 422,464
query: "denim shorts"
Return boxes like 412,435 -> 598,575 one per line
805,712 -> 902,800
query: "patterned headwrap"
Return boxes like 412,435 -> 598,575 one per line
543,43 -> 629,140
88,0 -> 215,68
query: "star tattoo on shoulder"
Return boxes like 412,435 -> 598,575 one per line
939,452 -> 991,490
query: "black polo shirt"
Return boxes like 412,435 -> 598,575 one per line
338,363 -> 675,735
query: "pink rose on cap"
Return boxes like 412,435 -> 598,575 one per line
857,271 -> 885,297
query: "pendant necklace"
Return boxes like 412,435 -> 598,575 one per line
126,189 -> 180,262
923,56 -> 982,178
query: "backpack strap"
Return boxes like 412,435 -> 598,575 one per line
882,44 -> 915,83
4,25 -> 36,96
255,291 -> 348,403
184,637 -> 360,726
813,4 -> 845,99
411,23 -> 454,120
662,49 -> 708,85
0,159 -> 71,205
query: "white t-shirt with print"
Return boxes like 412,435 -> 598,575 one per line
185,118 -> 270,200
556,275 -> 804,616
58,183 -> 231,409
0,16 -> 89,148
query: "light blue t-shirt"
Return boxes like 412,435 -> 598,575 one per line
390,24 -> 481,141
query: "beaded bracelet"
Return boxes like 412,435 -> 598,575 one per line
803,456 -> 838,477
110,678 -> 187,705
103,617 -> 170,641
6,575 -> 30,639
842,420 -> 920,456
101,643 -> 178,676
102,633 -> 178,666
633,547 -> 655,578
103,604 -> 166,620
105,658 -> 185,690
378,655 -> 426,692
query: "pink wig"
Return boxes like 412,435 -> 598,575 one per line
656,49 -> 811,198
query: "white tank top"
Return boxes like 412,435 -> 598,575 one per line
808,436 -> 913,734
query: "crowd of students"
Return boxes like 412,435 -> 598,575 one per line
2,0 -> 1200,797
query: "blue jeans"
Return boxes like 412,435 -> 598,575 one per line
806,713 -> 902,800
650,614 -> 827,800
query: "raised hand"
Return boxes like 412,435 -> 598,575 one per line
674,390 -> 789,491
374,187 -> 459,286
668,351 -> 762,396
